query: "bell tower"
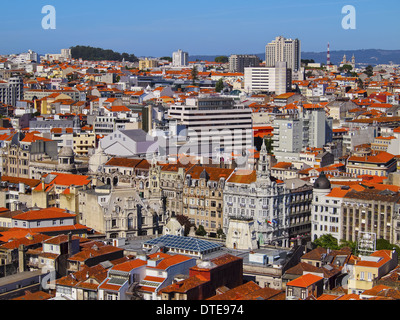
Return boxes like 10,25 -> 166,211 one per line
257,139 -> 271,177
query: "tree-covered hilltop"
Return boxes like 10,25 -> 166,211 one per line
70,45 -> 138,62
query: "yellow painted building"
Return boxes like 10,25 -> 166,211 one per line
348,250 -> 398,294
139,58 -> 158,70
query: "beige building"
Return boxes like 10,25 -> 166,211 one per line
348,250 -> 398,294
139,58 -> 158,70
0,176 -> 41,211
73,132 -> 96,156
341,188 -> 400,244
32,172 -> 92,214
183,166 -> 234,236
1,132 -> 59,180
159,162 -> 197,217
79,185 -> 165,239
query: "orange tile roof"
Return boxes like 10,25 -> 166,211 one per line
1,176 -> 41,188
286,273 -> 323,288
356,250 -> 393,268
12,291 -> 53,300
68,245 -> 123,262
146,253 -> 193,271
326,187 -> 350,198
21,133 -> 53,143
105,158 -> 144,168
159,275 -> 208,294
12,207 -> 76,221
186,166 -> 234,182
34,173 -> 91,191
273,162 -> 293,169
348,151 -> 395,164
104,105 -> 131,112
0,233 -> 50,250
227,170 -> 257,184
112,259 -> 147,272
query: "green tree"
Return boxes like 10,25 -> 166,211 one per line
215,78 -> 224,92
313,234 -> 340,250
216,227 -> 225,239
191,66 -> 198,85
339,64 -> 353,73
70,45 -> 138,62
215,56 -> 229,63
175,215 -> 194,236
264,137 -> 273,154
376,238 -> 400,257
160,56 -> 172,62
195,225 -> 207,237
364,65 -> 374,77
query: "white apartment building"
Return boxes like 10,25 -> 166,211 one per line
271,105 -> 333,162
172,49 -> 188,67
311,173 -> 348,242
12,50 -> 39,64
244,62 -> 291,95
265,36 -> 301,72
0,77 -> 23,107
167,96 -> 253,158
342,126 -> 376,154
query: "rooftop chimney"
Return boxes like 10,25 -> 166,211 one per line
18,244 -> 25,273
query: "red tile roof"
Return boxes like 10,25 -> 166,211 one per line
286,273 -> 323,288
12,207 -> 76,221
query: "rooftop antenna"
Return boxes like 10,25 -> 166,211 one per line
327,43 -> 331,66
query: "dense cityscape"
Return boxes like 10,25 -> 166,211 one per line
0,26 -> 400,307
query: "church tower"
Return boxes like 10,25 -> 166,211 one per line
257,139 -> 271,178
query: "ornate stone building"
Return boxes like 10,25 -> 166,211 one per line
223,141 -> 291,247
183,166 -> 234,236
79,184 -> 166,239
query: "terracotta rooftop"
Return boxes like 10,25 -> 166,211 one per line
286,273 -> 324,288
12,207 -> 76,221
208,281 -> 285,300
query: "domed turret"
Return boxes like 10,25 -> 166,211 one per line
314,171 -> 331,190
57,147 -> 76,172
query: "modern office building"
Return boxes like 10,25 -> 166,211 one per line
167,96 -> 253,158
244,62 -> 292,95
172,49 -> 189,67
265,36 -> 301,72
271,104 -> 333,161
0,77 -> 23,107
229,54 -> 260,73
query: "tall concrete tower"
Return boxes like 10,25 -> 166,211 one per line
327,43 -> 331,65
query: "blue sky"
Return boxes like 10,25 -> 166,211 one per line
0,0 -> 399,57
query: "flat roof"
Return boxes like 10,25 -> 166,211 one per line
143,234 -> 223,254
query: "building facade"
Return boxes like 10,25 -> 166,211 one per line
223,142 -> 291,247
229,54 -> 260,73
244,62 -> 292,95
265,36 -> 301,72
167,96 -> 253,158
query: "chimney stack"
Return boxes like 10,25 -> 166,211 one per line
68,232 -> 73,257
18,244 -> 25,273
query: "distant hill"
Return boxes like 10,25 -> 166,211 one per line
70,45 -> 138,62
190,49 -> 400,66
302,49 -> 400,66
